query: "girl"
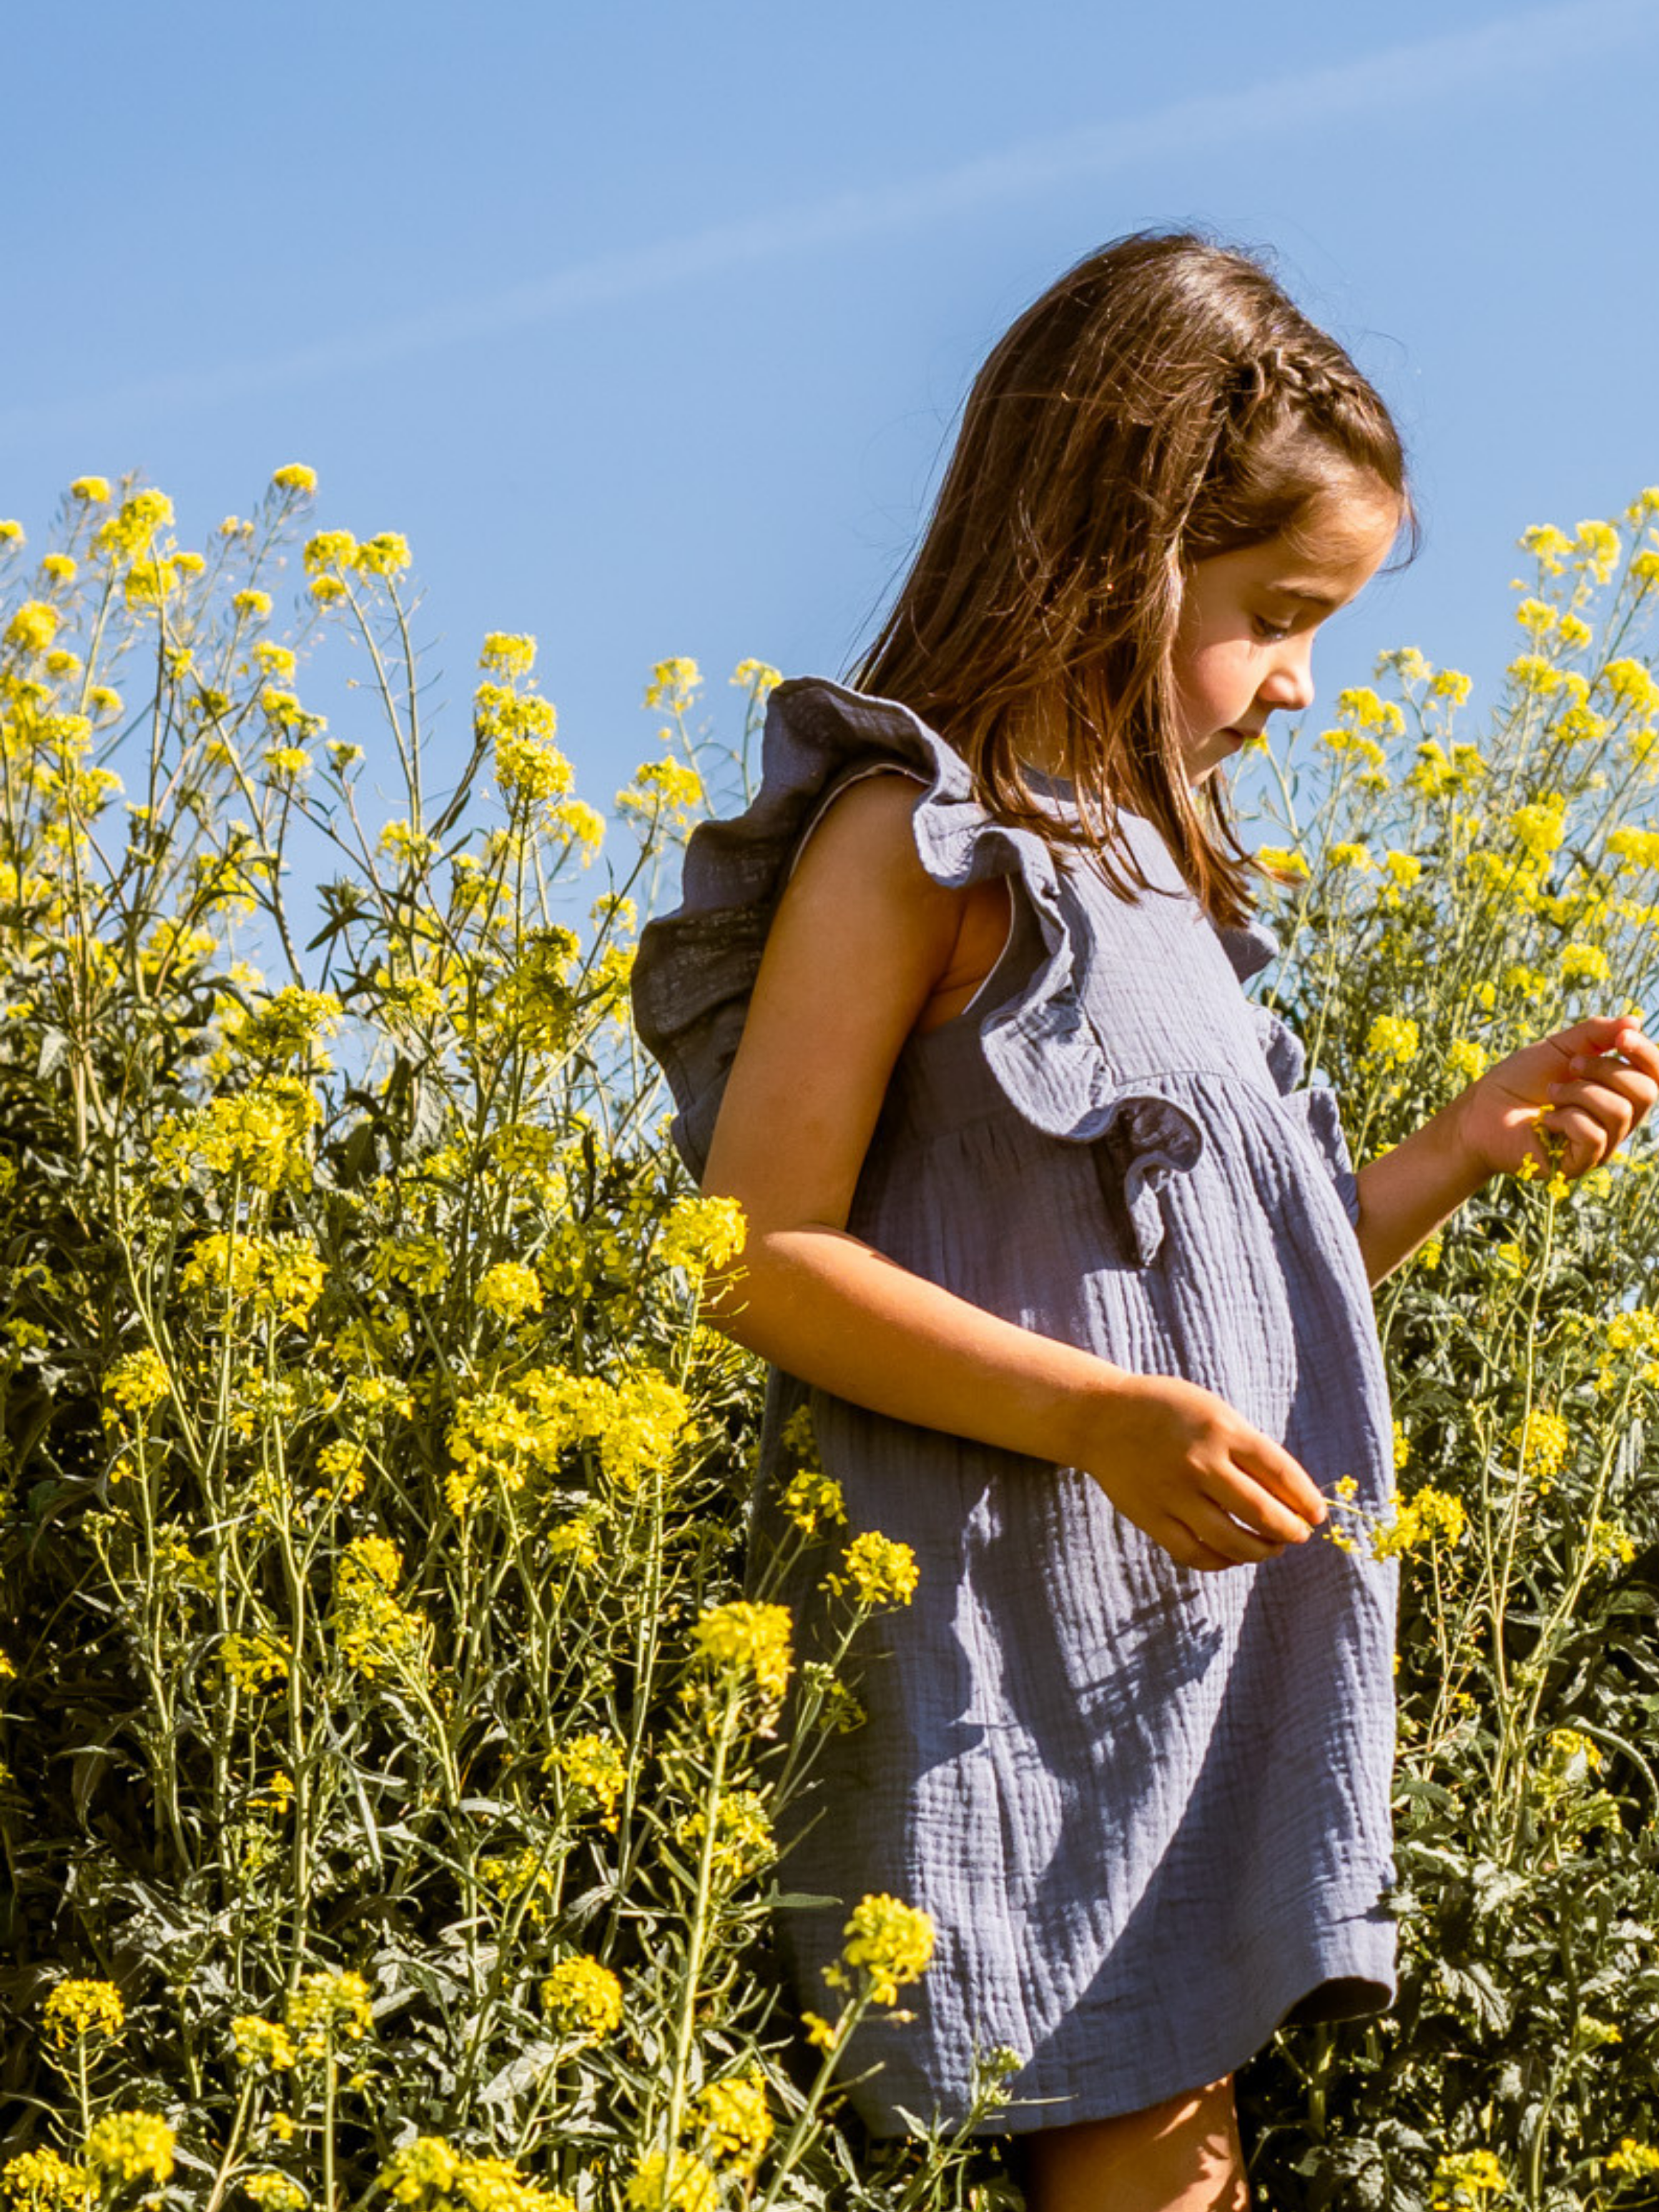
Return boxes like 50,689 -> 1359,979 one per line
631,233 -> 1659,2211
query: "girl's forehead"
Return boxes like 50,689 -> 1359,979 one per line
1244,488 -> 1402,602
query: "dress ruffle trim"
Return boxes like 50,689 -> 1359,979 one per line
631,677 -> 1206,1257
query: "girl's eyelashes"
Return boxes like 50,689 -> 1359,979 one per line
1252,614 -> 1293,642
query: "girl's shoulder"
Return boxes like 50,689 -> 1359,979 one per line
633,677 -> 1065,1174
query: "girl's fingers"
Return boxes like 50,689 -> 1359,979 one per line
1204,1462 -> 1317,1546
1227,1433 -> 1327,1528
1184,1495 -> 1289,1564
1540,1107 -> 1612,1172
1162,1519 -> 1255,1574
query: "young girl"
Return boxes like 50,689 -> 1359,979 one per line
631,233 -> 1659,2211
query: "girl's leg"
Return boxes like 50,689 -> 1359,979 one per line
1024,2075 -> 1249,2212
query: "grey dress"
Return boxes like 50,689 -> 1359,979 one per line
631,677 -> 1397,2137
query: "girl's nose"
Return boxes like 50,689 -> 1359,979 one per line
1260,644 -> 1315,715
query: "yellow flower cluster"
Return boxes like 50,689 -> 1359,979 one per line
232,2013 -> 298,2070
377,2137 -> 573,2211
92,490 -> 174,563
1512,1408 -> 1570,1488
656,1194 -> 746,1278
625,2150 -> 716,2212
643,657 -> 702,712
827,1892 -> 937,2007
1607,2140 -> 1659,2176
288,1969 -> 373,2057
695,2070 -> 772,2170
245,2178 -> 307,2211
220,1631 -> 291,1694
476,1260 -> 543,1324
546,1730 -> 628,1828
81,2113 -> 174,2185
272,463 -> 318,494
692,1600 -> 793,1704
156,1077 -> 322,1192
101,1347 -> 170,1425
0,2148 -> 91,2206
1430,2148 -> 1507,2207
828,1530 -> 920,1608
1373,1486 -> 1467,1560
1365,1014 -> 1420,1068
539,1954 -> 623,2041
180,1231 -> 327,1329
335,1535 -> 426,1679
42,1979 -> 124,2050
446,1366 -> 689,1512
674,1789 -> 776,1879
730,658 -> 781,697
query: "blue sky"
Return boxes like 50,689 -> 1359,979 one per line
7,0 -> 1659,809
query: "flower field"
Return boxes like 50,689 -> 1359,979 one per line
2,476 -> 1659,2209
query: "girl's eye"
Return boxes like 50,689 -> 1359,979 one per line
1252,614 -> 1292,643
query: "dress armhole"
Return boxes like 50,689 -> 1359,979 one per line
785,765 -> 1016,1021
784,763 -> 928,882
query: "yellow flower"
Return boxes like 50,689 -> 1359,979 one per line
1560,941 -> 1610,985
831,1892 -> 936,2007
93,489 -> 174,562
244,2178 -> 307,2211
657,1194 -> 746,1277
0,520 -> 23,546
102,1347 -> 170,1425
1446,1039 -> 1489,1086
480,631 -> 536,676
1430,2148 -> 1507,2206
1372,1485 -> 1467,1559
232,2015 -> 298,2071
1607,2140 -> 1659,2176
69,477 -> 111,503
303,529 -> 358,574
1514,596 -> 1556,636
1512,1408 -> 1570,1488
287,1969 -> 372,2056
1575,516 -> 1621,582
476,1260 -> 544,1324
1521,521 -> 1573,573
272,463 -> 318,494
355,531 -> 411,577
42,1980 -> 124,2050
689,1787 -> 779,1876
546,1731 -> 628,1828
829,1530 -> 920,1608
220,1631 -> 291,1694
730,657 -> 782,697
1383,850 -> 1422,888
39,553 -> 76,584
6,602 -> 59,655
1364,1014 -> 1419,1067
1328,841 -> 1374,872
234,588 -> 273,618
696,2070 -> 772,2171
625,2152 -> 717,2212
81,2113 -> 174,2185
539,1955 -> 623,2041
1608,825 -> 1659,871
642,656 -> 702,711
0,2147 -> 92,2205
1600,658 -> 1659,717
1509,796 -> 1566,864
1254,845 -> 1311,883
693,1600 -> 793,1703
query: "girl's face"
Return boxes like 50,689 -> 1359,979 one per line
1172,483 -> 1401,784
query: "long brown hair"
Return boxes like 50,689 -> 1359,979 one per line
852,230 -> 1414,925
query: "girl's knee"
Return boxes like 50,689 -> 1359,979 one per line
1025,2077 -> 1248,2212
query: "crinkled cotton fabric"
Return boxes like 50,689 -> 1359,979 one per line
631,677 -> 1398,2137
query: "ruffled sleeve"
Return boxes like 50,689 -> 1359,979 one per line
631,677 -> 1200,1224
1213,920 -> 1362,1229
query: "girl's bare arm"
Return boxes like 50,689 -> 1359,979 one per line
700,778 -> 1325,1571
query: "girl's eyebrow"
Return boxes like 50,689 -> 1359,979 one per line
1266,582 -> 1342,612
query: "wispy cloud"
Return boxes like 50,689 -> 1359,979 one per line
2,0 -> 1651,446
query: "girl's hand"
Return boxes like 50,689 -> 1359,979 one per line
1079,1372 -> 1327,1573
1455,1015 -> 1659,1181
